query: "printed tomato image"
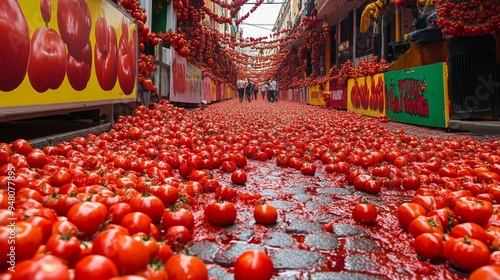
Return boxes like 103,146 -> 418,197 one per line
57,0 -> 92,61
0,0 -> 30,92
94,17 -> 118,90
57,0 -> 92,91
27,0 -> 66,92
117,17 -> 137,95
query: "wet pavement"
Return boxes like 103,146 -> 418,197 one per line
3,99 -> 500,279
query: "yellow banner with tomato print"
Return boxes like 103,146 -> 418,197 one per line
347,74 -> 386,117
308,85 -> 326,106
1,0 -> 137,116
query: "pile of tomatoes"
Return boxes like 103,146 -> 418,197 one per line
1,99 -> 500,279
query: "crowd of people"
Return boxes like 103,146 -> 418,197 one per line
236,78 -> 278,103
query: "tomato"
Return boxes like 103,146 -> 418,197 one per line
107,202 -> 133,225
156,242 -> 173,263
215,185 -> 238,201
410,195 -> 445,213
67,201 -> 107,239
149,184 -> 179,206
161,207 -> 194,231
221,161 -> 237,173
132,233 -> 159,260
408,215 -> 444,238
135,262 -> 169,280
401,174 -> 421,190
51,168 -> 72,188
129,195 -> 165,224
205,201 -> 237,226
444,190 -> 473,209
44,232 -> 81,265
26,149 -> 48,168
299,162 -> 316,176
352,202 -> 377,225
165,225 -> 191,249
74,255 -> 119,280
413,232 -> 444,261
469,265 -> 500,280
94,17 -> 118,90
28,255 -> 70,280
92,229 -> 149,275
234,250 -> 274,280
450,222 -> 488,244
254,204 -> 278,225
0,222 -> 43,270
164,254 -> 208,280
231,170 -> 247,185
232,153 -> 248,168
454,197 -> 493,224
27,19 -> 66,92
449,237 -> 491,272
275,154 -> 289,167
11,139 -> 32,156
0,0 -> 30,91
397,202 -> 428,231
120,212 -> 152,235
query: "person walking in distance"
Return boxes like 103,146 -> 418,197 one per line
245,79 -> 254,102
253,84 -> 259,100
269,78 -> 277,102
266,80 -> 273,102
237,77 -> 246,102
261,83 -> 268,100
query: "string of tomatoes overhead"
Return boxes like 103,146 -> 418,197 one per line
435,0 -> 500,37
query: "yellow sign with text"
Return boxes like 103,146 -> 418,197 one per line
308,85 -> 326,106
1,0 -> 137,114
347,74 -> 386,117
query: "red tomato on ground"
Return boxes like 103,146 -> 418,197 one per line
74,255 -> 119,280
234,250 -> 274,280
413,232 -> 444,261
164,254 -> 208,280
67,201 -> 107,239
254,204 -> 278,225
205,201 -> 237,226
231,170 -> 247,185
352,203 -> 377,225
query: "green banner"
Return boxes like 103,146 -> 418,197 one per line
384,63 -> 449,128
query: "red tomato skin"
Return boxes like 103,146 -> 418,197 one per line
74,255 -> 119,280
67,201 -> 107,239
205,201 -> 237,226
254,204 -> 278,225
397,202 -> 428,232
413,232 -> 444,260
164,254 -> 208,280
352,203 -> 377,225
231,170 -> 247,185
469,265 -> 500,280
449,237 -> 491,272
234,250 -> 274,280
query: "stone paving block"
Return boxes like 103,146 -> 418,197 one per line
316,196 -> 334,205
313,213 -> 337,223
271,249 -> 325,269
208,266 -> 233,280
304,233 -> 339,250
268,200 -> 297,210
282,187 -> 306,194
344,238 -> 381,252
306,201 -> 321,210
316,187 -> 353,196
188,241 -> 220,263
285,221 -> 323,234
333,223 -> 369,237
225,224 -> 254,242
260,189 -> 278,197
294,194 -> 312,202
216,242 -> 266,266
311,272 -> 385,280
344,254 -> 381,272
263,232 -> 295,247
